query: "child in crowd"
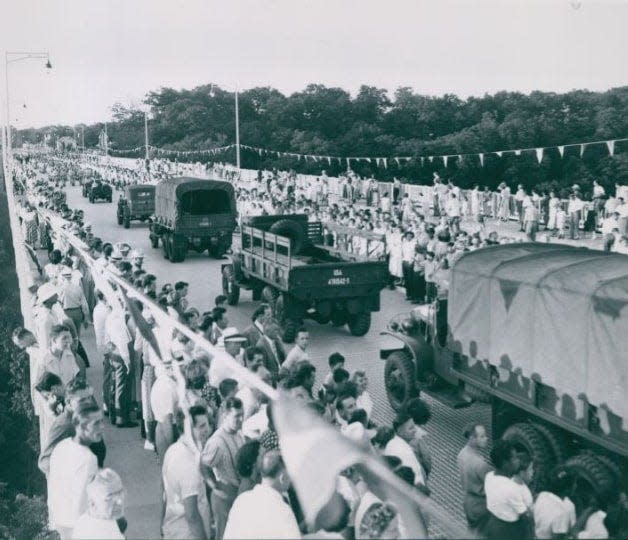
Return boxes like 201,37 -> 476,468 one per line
352,370 -> 374,420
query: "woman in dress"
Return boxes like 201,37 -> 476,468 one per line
386,225 -> 403,285
546,191 -> 561,234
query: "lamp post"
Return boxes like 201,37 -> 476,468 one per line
3,51 -> 52,174
209,83 -> 241,169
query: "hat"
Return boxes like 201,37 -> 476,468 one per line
37,282 -> 59,304
60,266 -> 72,276
130,249 -> 144,259
110,249 -> 123,261
222,327 -> 247,343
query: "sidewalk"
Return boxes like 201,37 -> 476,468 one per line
37,248 -> 161,539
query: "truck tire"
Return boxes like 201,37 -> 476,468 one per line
269,219 -> 306,255
564,452 -> 615,509
578,450 -> 623,492
384,351 -> 417,412
222,266 -> 240,306
274,296 -> 298,343
502,422 -> 554,490
331,310 -> 348,327
347,312 -> 371,336
531,423 -> 569,465
262,286 -> 278,310
170,242 -> 186,263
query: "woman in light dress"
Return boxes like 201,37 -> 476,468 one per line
546,191 -> 561,233
386,225 -> 403,282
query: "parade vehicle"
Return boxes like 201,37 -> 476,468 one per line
221,214 -> 389,342
117,184 -> 156,228
88,180 -> 113,203
149,176 -> 237,262
81,177 -> 94,197
381,243 -> 628,506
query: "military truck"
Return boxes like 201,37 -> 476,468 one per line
117,184 -> 156,228
381,243 -> 628,508
88,180 -> 112,203
221,214 -> 389,342
149,177 -> 237,262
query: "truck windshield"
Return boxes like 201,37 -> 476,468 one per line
179,189 -> 232,215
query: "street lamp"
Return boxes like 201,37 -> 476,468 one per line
209,83 -> 241,168
3,51 -> 52,171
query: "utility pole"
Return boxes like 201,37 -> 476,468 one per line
144,111 -> 149,161
235,86 -> 240,169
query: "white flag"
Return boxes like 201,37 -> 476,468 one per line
327,157 -> 332,165
394,158 -> 400,166
557,145 -> 565,158
606,140 -> 615,156
580,144 -> 586,157
428,156 -> 434,163
495,151 -> 503,158
443,155 -> 449,167
514,149 -> 522,156
535,148 -> 544,164
479,153 -> 484,167
382,158 -> 388,169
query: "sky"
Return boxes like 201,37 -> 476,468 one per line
1,0 -> 627,128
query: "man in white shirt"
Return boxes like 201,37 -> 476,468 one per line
567,192 -> 585,240
151,358 -> 179,463
235,365 -> 272,419
223,450 -> 301,540
59,266 -> 90,339
48,402 -> 103,539
384,413 -> 426,487
91,291 -> 108,352
283,328 -> 310,372
162,405 -> 212,540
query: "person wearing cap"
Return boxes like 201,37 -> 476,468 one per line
59,265 -> 90,339
567,191 -> 585,240
209,307 -> 229,345
130,249 -> 144,271
209,328 -> 247,387
72,468 -> 126,540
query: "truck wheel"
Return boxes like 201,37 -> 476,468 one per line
171,244 -> 186,263
578,450 -> 623,493
262,286 -> 278,309
502,422 -> 554,491
347,312 -> 371,336
123,214 -> 131,229
384,351 -> 417,412
531,423 -> 569,465
269,219 -> 306,255
331,311 -> 348,327
222,266 -> 240,306
564,452 -> 616,511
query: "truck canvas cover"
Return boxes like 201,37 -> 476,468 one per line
448,244 -> 628,420
155,177 -> 236,218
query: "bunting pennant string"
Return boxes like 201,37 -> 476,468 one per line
120,136 -> 626,168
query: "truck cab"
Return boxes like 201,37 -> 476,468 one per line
117,184 -> 156,228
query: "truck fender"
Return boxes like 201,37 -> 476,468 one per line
379,330 -> 435,377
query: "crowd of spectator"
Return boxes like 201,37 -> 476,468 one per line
8,154 -> 628,539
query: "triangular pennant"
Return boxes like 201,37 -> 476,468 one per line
375,158 -> 381,167
365,158 -> 371,163
258,149 -> 263,156
558,145 -> 565,158
443,155 -> 449,168
458,155 -> 463,163
535,148 -> 544,164
327,157 -> 331,165
495,151 -> 503,158
499,279 -> 521,312
382,158 -> 388,169
428,156 -> 434,163
606,140 -> 615,156
394,158 -> 400,166
420,157 -> 425,166
514,149 -> 521,156
479,153 -> 484,167
580,144 -> 586,157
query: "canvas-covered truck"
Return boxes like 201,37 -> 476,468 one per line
149,177 -> 237,262
221,214 -> 389,342
381,243 -> 628,508
117,184 -> 156,228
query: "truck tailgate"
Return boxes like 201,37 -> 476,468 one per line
288,261 -> 388,298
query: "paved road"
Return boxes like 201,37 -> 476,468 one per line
68,184 -> 493,537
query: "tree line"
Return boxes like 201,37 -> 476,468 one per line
18,84 -> 628,197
